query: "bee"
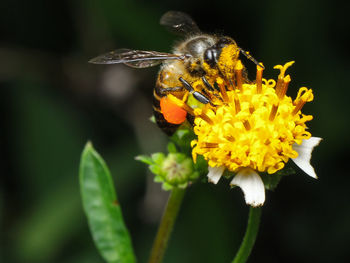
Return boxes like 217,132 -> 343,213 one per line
89,11 -> 262,135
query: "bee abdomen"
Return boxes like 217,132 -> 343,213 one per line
153,70 -> 187,136
153,109 -> 180,136
153,85 -> 179,136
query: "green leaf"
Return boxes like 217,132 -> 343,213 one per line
135,155 -> 153,165
79,142 -> 136,263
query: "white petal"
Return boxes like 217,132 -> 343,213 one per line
207,166 -> 225,184
292,137 -> 322,179
230,168 -> 265,207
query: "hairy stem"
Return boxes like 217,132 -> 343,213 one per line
232,207 -> 262,263
148,187 -> 186,263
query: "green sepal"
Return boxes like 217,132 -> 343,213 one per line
167,142 -> 177,153
135,155 -> 153,165
154,175 -> 163,183
193,155 -> 208,178
136,151 -> 201,191
136,126 -> 209,190
79,142 -> 136,263
162,182 -> 173,191
149,115 -> 156,123
262,166 -> 295,190
151,153 -> 165,164
178,182 -> 189,189
149,165 -> 162,175
170,128 -> 196,155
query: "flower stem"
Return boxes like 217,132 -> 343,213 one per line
148,187 -> 186,263
232,206 -> 262,263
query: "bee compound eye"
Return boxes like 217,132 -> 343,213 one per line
204,48 -> 218,67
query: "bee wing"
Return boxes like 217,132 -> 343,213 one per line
89,49 -> 186,68
160,11 -> 201,36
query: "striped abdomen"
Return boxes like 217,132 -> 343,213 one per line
153,69 -> 187,136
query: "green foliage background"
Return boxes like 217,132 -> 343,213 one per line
0,0 -> 348,262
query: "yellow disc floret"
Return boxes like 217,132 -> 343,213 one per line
191,62 -> 314,174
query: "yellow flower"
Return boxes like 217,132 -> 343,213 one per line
169,61 -> 321,206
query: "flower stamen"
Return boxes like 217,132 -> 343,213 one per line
199,112 -> 214,125
292,88 -> 314,115
274,61 -> 295,79
269,103 -> 279,121
276,75 -> 291,99
243,120 -> 251,130
256,64 -> 264,93
274,61 -> 294,99
204,142 -> 219,148
225,135 -> 235,142
235,61 -> 244,91
234,92 -> 241,113
218,81 -> 229,102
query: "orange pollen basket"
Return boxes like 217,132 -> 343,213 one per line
160,97 -> 187,124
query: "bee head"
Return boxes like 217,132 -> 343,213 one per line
202,37 -> 240,81
179,36 -> 240,78
203,37 -> 239,67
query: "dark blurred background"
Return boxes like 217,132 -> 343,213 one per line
0,0 -> 349,262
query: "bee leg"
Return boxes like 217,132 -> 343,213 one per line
239,48 -> 264,69
158,86 -> 184,95
201,76 -> 214,91
192,91 -> 210,104
201,76 -> 223,102
179,77 -> 211,105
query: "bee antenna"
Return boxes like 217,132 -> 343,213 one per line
239,48 -> 264,69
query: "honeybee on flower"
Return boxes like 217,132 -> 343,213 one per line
89,11 -> 262,136
110,11 -> 323,207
